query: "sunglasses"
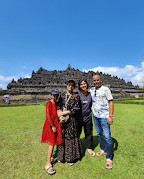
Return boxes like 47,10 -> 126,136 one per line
68,84 -> 75,87
95,89 -> 96,96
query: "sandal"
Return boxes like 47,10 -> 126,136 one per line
68,163 -> 74,166
44,164 -> 56,175
106,159 -> 113,170
96,150 -> 107,157
87,149 -> 96,157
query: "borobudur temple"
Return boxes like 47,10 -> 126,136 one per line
0,64 -> 143,103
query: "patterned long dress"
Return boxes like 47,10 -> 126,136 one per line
57,92 -> 82,163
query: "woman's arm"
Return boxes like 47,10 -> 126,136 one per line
46,102 -> 54,127
57,110 -> 71,117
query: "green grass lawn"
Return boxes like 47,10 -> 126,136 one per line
114,97 -> 144,105
0,103 -> 144,178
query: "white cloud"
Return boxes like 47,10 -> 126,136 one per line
130,71 -> 144,87
0,84 -> 7,90
22,66 -> 27,69
83,61 -> 144,87
0,75 -> 17,90
24,75 -> 31,78
0,73 -> 31,90
19,72 -> 31,79
141,61 -> 144,69
0,75 -> 15,81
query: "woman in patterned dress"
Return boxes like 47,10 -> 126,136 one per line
57,79 -> 82,166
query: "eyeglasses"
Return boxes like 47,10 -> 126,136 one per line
68,84 -> 75,88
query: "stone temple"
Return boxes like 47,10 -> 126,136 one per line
0,64 -> 143,103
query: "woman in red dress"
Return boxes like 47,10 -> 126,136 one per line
41,89 -> 62,175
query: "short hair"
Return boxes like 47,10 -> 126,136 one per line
78,79 -> 89,90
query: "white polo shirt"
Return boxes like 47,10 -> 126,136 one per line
90,85 -> 113,118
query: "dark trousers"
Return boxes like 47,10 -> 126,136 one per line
78,119 -> 93,149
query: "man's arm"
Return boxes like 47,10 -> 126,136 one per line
107,100 -> 114,125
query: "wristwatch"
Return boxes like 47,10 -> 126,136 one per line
109,115 -> 114,119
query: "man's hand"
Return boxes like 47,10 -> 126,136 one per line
107,117 -> 113,125
52,126 -> 57,133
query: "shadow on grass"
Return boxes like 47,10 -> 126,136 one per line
80,135 -> 99,158
52,147 -> 59,165
80,136 -> 118,159
52,136 -> 118,164
112,137 -> 118,151
112,137 -> 118,159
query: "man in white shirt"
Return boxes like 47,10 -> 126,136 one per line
90,75 -> 114,169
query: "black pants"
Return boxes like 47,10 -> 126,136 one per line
78,119 -> 93,149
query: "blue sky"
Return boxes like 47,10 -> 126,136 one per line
0,0 -> 144,89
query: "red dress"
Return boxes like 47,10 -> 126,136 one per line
41,100 -> 62,146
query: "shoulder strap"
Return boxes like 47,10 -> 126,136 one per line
65,93 -> 72,108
